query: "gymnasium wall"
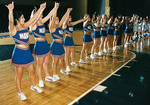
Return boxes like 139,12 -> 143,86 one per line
87,0 -> 106,17
110,0 -> 150,17
0,0 -> 87,32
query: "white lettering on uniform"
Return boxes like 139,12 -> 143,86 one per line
39,28 -> 45,33
58,30 -> 63,35
69,27 -> 73,31
88,26 -> 91,29
19,32 -> 29,39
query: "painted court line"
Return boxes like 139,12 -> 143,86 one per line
113,73 -> 121,77
124,66 -> 131,68
132,60 -> 137,62
93,85 -> 107,92
68,51 -> 136,105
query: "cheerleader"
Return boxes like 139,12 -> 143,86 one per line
142,18 -> 147,42
148,19 -> 150,40
63,15 -> 86,71
145,16 -> 149,39
79,14 -> 93,63
6,1 -> 45,100
90,13 -> 101,59
132,15 -> 139,42
138,17 -> 143,42
124,16 -> 131,48
129,17 -> 134,43
104,15 -> 114,52
98,14 -> 107,56
113,17 -> 124,51
49,7 -> 72,80
145,16 -> 149,40
117,14 -> 123,47
30,2 -> 59,87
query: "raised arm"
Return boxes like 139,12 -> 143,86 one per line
83,19 -> 89,27
120,16 -> 124,24
100,18 -> 106,26
62,8 -> 72,29
49,3 -> 59,33
71,18 -> 87,26
5,1 -> 15,36
107,18 -> 112,25
29,7 -> 37,31
92,12 -> 96,22
90,19 -> 98,25
59,8 -> 72,27
24,2 -> 46,28
41,2 -> 59,24
100,19 -> 103,26
129,17 -> 134,23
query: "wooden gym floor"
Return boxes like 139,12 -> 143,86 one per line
0,30 -> 149,105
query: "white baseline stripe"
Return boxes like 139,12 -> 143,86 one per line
68,51 -> 136,105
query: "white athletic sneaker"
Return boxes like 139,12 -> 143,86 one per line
103,48 -> 107,53
90,54 -> 95,59
108,48 -> 112,51
70,62 -> 78,66
98,51 -> 102,56
113,46 -> 116,51
66,66 -> 71,72
127,43 -> 130,45
129,40 -> 133,43
53,74 -> 60,80
101,51 -> 106,54
120,45 -> 123,47
39,80 -> 44,88
79,59 -> 86,64
116,46 -> 120,49
31,86 -> 43,93
45,76 -> 56,82
60,69 -> 69,75
86,56 -> 92,60
124,44 -> 127,48
18,92 -> 27,101
94,52 -> 99,56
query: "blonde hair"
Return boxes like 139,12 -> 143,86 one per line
84,14 -> 89,19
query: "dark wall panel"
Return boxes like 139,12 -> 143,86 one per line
110,0 -> 150,17
87,0 -> 105,17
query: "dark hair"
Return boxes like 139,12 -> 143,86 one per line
84,14 -> 89,19
14,11 -> 23,25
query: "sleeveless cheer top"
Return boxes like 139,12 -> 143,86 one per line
12,26 -> 29,46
